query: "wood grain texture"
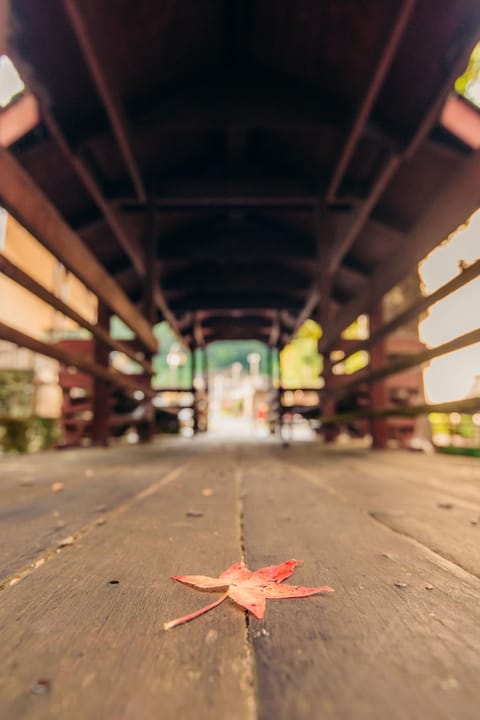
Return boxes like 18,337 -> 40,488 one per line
0,441 -> 197,583
241,445 -> 480,720
2,438 -> 480,719
282,445 -> 480,578
0,448 -> 254,720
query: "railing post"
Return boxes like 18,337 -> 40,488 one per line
322,356 -> 338,443
369,303 -> 388,449
92,302 -> 111,446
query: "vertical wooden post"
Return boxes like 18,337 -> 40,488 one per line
92,302 -> 111,446
139,199 -> 156,443
369,302 -> 389,449
322,356 -> 338,443
191,346 -> 199,434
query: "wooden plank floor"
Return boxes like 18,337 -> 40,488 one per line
1,436 -> 480,719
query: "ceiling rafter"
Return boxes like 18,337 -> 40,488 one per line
319,149 -> 480,353
41,109 -> 188,348
326,0 -> 415,203
63,0 -> 146,203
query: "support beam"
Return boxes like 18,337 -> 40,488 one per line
111,178 -> 318,211
153,285 -> 189,348
368,304 -> 388,449
0,148 -> 157,352
193,313 -> 206,348
325,7 -> 480,276
0,253 -> 152,373
330,326 -> 480,401
284,289 -> 319,343
328,155 -> 400,273
63,0 -> 146,202
333,258 -> 480,366
142,201 -> 157,325
92,302 -> 111,446
320,396 -> 480,425
319,149 -> 480,353
0,320 -> 154,396
268,312 -> 280,347
42,111 -> 145,276
42,109 -> 186,347
326,0 -> 415,201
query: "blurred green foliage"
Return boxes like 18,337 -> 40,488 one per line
455,42 -> 480,108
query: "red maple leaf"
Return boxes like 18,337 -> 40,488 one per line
164,559 -> 333,630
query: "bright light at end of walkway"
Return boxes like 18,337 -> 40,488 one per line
419,209 -> 480,403
0,55 -> 25,108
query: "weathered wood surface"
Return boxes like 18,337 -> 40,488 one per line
281,445 -> 480,578
0,440 -> 195,584
0,446 -> 254,720
243,445 -> 480,720
1,438 -> 480,719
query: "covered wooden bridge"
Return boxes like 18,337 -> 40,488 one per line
1,2 -> 480,718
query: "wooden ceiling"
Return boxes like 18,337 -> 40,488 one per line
5,0 -> 480,350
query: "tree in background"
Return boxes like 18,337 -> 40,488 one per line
455,42 -> 480,108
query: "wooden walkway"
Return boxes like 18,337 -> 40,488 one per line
1,437 -> 480,719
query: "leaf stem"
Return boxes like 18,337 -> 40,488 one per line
163,591 -> 229,631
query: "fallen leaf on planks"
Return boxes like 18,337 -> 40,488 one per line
164,559 -> 333,630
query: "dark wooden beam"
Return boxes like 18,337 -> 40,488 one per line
42,109 -> 185,347
169,293 -> 304,312
326,0 -> 415,202
280,288 -> 319,344
268,312 -> 281,348
92,302 -> 111,446
0,320 -> 154,396
63,0 -> 146,202
0,253 -> 152,373
328,155 -> 400,273
321,396 -> 480,425
113,179 -> 318,210
153,285 -> 189,348
142,201 -> 156,325
329,326 -> 480,401
0,148 -> 157,352
79,76 -> 345,145
333,258 -> 480,365
319,149 -> 480,353
193,313 -> 206,348
368,304 -> 388,449
326,10 -> 480,276
42,111 -> 145,277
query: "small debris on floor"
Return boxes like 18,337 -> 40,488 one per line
57,536 -> 74,548
51,482 -> 64,493
201,488 -> 214,496
107,579 -> 120,585
30,679 -> 51,695
253,628 -> 270,639
425,584 -> 434,590
96,517 -> 106,526
437,502 -> 453,509
471,518 -> 479,526
186,511 -> 204,518
394,582 -> 408,589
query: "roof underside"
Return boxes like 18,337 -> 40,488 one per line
6,0 -> 480,348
